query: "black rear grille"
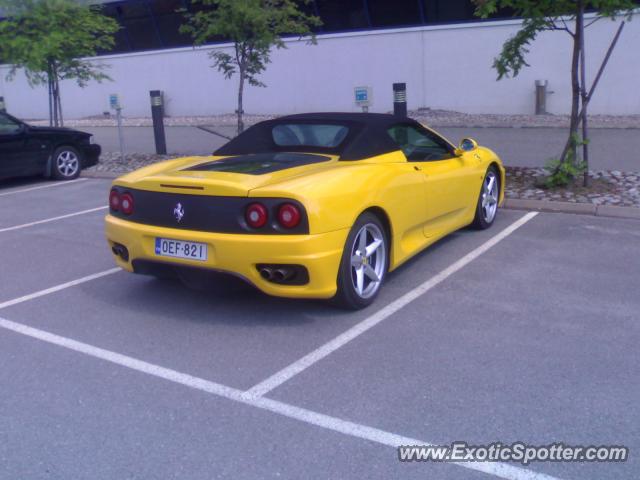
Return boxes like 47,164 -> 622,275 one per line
109,187 -> 309,235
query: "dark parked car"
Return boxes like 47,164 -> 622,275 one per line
0,112 -> 101,180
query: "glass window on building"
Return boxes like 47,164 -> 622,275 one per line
422,0 -> 475,24
149,0 -> 192,47
315,0 -> 369,31
488,6 -> 517,19
184,0 -> 226,43
116,1 -> 163,51
184,0 -> 216,16
99,3 -> 133,53
292,0 -> 323,33
368,0 -> 423,28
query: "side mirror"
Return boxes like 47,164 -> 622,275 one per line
455,138 -> 479,156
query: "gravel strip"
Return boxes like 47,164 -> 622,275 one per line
505,167 -> 640,207
28,109 -> 640,129
86,152 -> 181,174
88,153 -> 640,208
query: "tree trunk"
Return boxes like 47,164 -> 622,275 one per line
52,81 -> 59,128
56,76 -> 64,128
51,63 -> 60,127
47,67 -> 54,128
53,64 -> 64,127
558,6 -> 584,167
578,2 -> 590,187
237,68 -> 245,135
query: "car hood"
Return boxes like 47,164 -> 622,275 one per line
27,125 -> 90,136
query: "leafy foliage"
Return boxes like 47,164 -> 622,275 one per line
473,0 -> 635,187
181,0 -> 321,132
0,0 -> 119,125
544,135 -> 588,187
473,0 -> 636,79
544,157 -> 587,188
0,0 -> 118,86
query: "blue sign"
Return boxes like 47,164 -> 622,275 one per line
109,94 -> 120,109
354,86 -> 372,107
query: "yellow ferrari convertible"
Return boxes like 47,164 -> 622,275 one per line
105,113 -> 504,309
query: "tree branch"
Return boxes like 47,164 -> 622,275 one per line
585,21 -> 626,103
559,17 -> 575,36
542,17 -> 575,36
584,17 -> 601,28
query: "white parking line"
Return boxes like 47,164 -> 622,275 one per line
244,211 -> 539,399
0,268 -> 121,311
0,206 -> 108,234
0,314 -> 561,480
0,178 -> 88,197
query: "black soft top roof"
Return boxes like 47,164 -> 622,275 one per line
214,112 -> 422,161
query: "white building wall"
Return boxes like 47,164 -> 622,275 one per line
0,13 -> 638,119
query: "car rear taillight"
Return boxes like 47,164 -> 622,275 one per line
120,193 -> 134,215
277,203 -> 301,229
109,189 -> 120,211
245,203 -> 268,228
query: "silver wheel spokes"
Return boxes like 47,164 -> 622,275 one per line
56,151 -> 79,177
481,172 -> 498,223
350,223 -> 386,299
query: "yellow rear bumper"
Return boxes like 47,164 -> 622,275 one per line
105,215 -> 348,299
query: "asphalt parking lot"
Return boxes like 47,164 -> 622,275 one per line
0,177 -> 638,480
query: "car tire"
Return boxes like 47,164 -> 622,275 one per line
471,166 -> 500,230
51,145 -> 82,180
332,212 -> 389,310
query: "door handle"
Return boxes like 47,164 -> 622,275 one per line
413,165 -> 422,171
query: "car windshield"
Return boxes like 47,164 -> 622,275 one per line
272,123 -> 349,149
0,113 -> 22,134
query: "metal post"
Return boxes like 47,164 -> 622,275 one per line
535,80 -> 548,115
116,107 -> 125,163
150,90 -> 167,155
0,96 -> 5,113
393,83 -> 407,117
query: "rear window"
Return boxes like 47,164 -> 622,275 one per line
272,124 -> 349,149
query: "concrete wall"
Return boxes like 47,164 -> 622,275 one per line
1,13 -> 638,119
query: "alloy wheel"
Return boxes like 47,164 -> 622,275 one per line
350,223 -> 386,299
481,171 -> 499,224
56,150 -> 79,178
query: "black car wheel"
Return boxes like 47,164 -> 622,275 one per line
332,212 -> 389,310
471,166 -> 500,230
52,145 -> 82,180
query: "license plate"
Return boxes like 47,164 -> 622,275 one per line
155,238 -> 208,261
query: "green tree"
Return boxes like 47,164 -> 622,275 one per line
0,0 -> 118,127
473,0 -> 635,186
181,0 -> 321,134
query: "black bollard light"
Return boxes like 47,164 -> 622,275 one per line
393,83 -> 407,117
0,96 -> 6,113
150,90 -> 167,155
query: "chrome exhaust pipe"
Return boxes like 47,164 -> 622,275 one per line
111,244 -> 130,262
257,264 -> 307,285
274,269 -> 293,282
260,267 -> 274,281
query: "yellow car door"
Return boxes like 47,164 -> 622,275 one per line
387,123 -> 478,238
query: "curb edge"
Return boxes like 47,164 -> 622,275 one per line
503,198 -> 640,220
